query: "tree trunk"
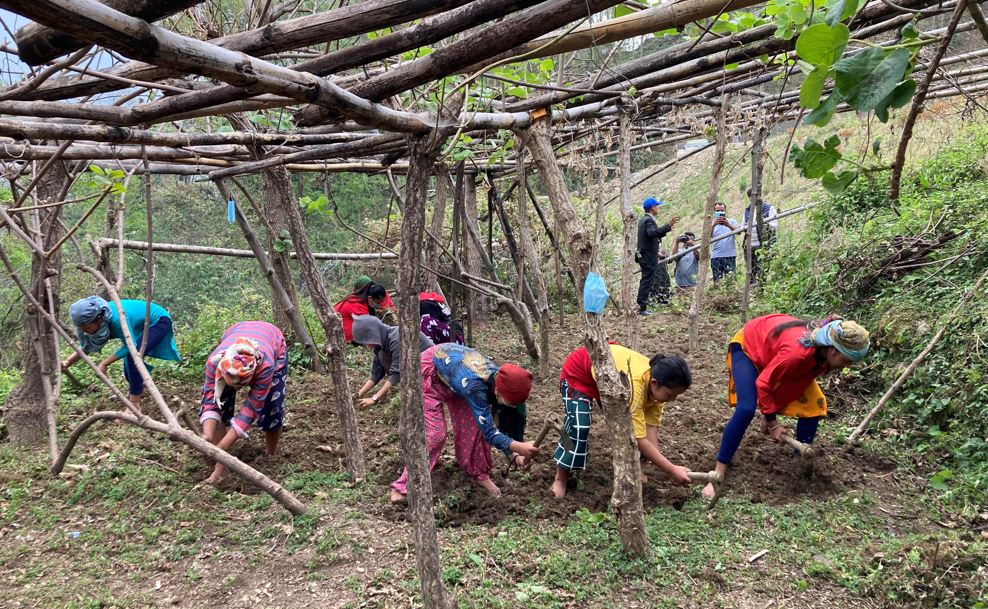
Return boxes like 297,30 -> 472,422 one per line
740,125 -> 765,322
215,180 -> 324,372
521,117 -> 648,558
618,109 -> 640,350
260,166 -> 304,338
422,167 -> 450,291
401,131 -> 453,609
261,165 -> 366,480
4,163 -> 69,448
687,95 -> 730,353
463,176 -> 488,331
513,138 -> 550,374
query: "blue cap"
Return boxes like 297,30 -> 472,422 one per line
643,197 -> 664,210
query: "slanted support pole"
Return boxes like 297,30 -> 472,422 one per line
521,116 -> 648,558
740,124 -> 766,322
688,94 -> 729,353
617,107 -> 640,350
247,166 -> 366,480
401,127 -> 455,609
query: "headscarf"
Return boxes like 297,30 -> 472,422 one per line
212,337 -> 262,405
69,296 -> 112,353
494,363 -> 533,405
810,319 -> 871,362
352,275 -> 372,291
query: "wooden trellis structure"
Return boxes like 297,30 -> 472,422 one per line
1,0 -> 986,606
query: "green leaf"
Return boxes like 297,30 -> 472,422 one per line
822,170 -> 857,194
272,240 -> 286,253
725,62 -> 740,70
824,0 -> 860,26
614,4 -> 635,18
790,135 -> 843,178
871,137 -> 882,156
803,91 -> 843,126
539,58 -> 555,73
467,553 -> 484,568
928,469 -> 953,491
788,3 -> 808,25
874,78 -> 916,122
89,165 -> 106,176
795,23 -> 850,68
900,21 -> 919,40
653,27 -> 678,37
505,86 -> 527,98
800,66 -> 829,109
837,47 -> 911,113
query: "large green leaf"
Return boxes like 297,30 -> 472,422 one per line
835,47 -> 886,92
824,0 -> 860,26
795,23 -> 850,68
614,4 -> 635,17
804,91 -> 844,126
841,48 -> 912,112
800,66 -> 829,109
822,170 -> 858,194
875,78 -> 917,122
790,135 -> 843,178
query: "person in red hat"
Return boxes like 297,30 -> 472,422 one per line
390,343 -> 539,502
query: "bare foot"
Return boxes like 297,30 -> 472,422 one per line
390,490 -> 407,504
204,472 -> 229,486
474,478 -> 501,497
701,482 -> 716,499
550,479 -> 567,499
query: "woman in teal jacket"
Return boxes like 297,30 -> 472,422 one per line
63,296 -> 180,411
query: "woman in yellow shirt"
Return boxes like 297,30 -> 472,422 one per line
551,343 -> 693,498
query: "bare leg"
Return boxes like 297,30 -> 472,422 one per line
474,477 -> 501,497
551,467 -> 569,499
265,429 -> 282,456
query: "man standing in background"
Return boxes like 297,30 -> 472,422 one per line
743,195 -> 779,282
710,202 -> 740,281
636,197 -> 678,315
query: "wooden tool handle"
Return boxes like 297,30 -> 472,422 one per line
532,414 -> 560,448
687,470 -> 721,484
781,435 -> 807,451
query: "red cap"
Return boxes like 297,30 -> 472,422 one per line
494,363 -> 533,405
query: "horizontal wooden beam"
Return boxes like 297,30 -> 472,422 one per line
98,238 -> 398,261
13,0 -> 204,65
19,0 -> 473,102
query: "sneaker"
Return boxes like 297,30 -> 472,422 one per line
639,309 -> 654,316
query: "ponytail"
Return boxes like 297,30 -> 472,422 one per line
648,353 -> 692,389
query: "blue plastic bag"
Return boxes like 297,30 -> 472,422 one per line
583,272 -> 609,314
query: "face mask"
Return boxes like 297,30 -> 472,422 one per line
80,316 -> 112,352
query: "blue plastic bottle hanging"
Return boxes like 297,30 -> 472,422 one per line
227,198 -> 236,224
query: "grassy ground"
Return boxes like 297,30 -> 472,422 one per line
1,305 -> 984,609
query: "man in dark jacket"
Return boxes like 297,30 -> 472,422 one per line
636,198 -> 678,315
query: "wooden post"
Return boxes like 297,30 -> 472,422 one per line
618,108 -> 640,350
463,176 -> 489,330
423,167 -> 450,291
257,166 -> 366,480
688,94 -> 729,353
513,136 -> 550,373
450,162 -> 464,315
521,117 -> 648,558
401,129 -> 454,609
215,180 -> 324,372
740,124 -> 765,322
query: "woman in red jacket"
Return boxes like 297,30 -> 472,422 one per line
702,314 -> 870,498
334,275 -> 395,343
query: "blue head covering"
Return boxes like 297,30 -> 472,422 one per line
643,197 -> 664,210
69,296 -> 112,353
811,319 -> 871,362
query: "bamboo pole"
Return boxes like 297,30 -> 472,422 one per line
97,238 -> 397,260
687,94 -> 729,354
